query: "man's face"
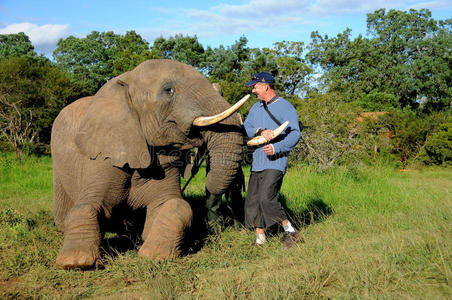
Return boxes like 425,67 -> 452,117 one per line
252,83 -> 268,100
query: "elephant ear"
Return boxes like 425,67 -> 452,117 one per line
75,79 -> 151,169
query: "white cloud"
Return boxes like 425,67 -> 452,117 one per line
177,0 -> 310,39
309,0 -> 394,14
0,22 -> 71,55
408,0 -> 452,10
214,0 -> 310,18
309,0 -> 452,15
165,0 -> 451,41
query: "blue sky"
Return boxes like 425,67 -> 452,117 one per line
1,0 -> 451,56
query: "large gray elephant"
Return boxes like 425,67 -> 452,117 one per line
51,59 -> 253,269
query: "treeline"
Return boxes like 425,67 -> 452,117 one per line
0,9 -> 450,167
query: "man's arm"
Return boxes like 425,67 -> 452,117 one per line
243,105 -> 260,137
271,105 -> 300,154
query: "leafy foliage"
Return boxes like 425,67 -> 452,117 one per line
0,32 -> 37,59
0,9 -> 450,166
0,56 -> 80,154
272,41 -> 312,96
307,9 -> 451,111
54,30 -> 156,95
293,92 -> 361,170
420,120 -> 452,166
112,31 -> 160,76
53,31 -> 119,94
152,34 -> 204,68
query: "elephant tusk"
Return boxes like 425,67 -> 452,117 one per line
192,94 -> 250,126
246,121 -> 289,146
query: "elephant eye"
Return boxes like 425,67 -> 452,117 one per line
164,87 -> 174,97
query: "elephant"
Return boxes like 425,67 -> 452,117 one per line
50,59 -> 260,269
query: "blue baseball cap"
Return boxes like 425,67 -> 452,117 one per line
244,72 -> 275,87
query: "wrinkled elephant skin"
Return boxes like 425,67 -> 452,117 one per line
51,59 -> 243,269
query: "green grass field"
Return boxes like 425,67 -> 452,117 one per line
1,152 -> 451,299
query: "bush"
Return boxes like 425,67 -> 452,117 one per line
293,92 -> 362,170
419,121 -> 452,166
357,90 -> 399,112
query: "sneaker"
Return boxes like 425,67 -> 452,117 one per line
281,231 -> 302,248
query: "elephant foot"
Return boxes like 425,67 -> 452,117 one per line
56,204 -> 101,269
140,198 -> 192,260
56,245 -> 100,269
138,241 -> 178,260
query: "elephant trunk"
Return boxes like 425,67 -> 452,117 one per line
204,129 -> 243,195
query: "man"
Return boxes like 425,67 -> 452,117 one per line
243,72 -> 301,247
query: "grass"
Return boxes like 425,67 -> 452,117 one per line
0,151 -> 451,299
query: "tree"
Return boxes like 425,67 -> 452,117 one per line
53,31 -> 121,95
53,30 -> 155,95
0,32 -> 37,59
204,37 -> 250,80
271,41 -> 313,96
294,92 -> 361,170
0,56 -> 79,154
112,31 -> 158,76
203,37 -> 252,110
380,110 -> 445,168
419,120 -> 452,166
151,34 -> 205,68
367,9 -> 451,110
0,97 -> 36,158
307,9 -> 451,111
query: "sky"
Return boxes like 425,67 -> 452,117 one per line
1,0 -> 451,56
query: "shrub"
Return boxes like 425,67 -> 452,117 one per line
419,121 -> 452,166
357,90 -> 399,112
293,92 -> 362,170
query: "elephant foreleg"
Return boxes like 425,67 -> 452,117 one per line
139,198 -> 192,260
53,176 -> 74,231
56,203 -> 101,269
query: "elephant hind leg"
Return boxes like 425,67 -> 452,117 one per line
139,198 -> 193,260
53,176 -> 74,232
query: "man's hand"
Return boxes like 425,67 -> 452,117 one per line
263,144 -> 274,156
261,129 -> 273,141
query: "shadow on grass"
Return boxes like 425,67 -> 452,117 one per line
181,192 -> 247,256
180,194 -> 210,256
99,205 -> 146,260
279,193 -> 334,230
182,192 -> 333,252
98,195 -> 221,260
94,192 -> 332,263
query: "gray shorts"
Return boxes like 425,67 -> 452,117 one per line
244,169 -> 287,229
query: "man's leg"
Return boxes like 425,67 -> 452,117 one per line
258,170 -> 303,247
258,169 -> 287,227
255,227 -> 266,245
245,171 -> 266,245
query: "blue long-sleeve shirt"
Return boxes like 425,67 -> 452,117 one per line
244,96 -> 300,173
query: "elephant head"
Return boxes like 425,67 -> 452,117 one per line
75,59 -> 248,195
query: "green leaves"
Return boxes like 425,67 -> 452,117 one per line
420,121 -> 452,166
0,33 -> 37,59
152,34 -> 204,68
53,30 -> 156,95
0,8 -> 450,164
307,8 -> 451,111
0,56 -> 79,155
113,31 -> 158,76
272,41 -> 312,96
